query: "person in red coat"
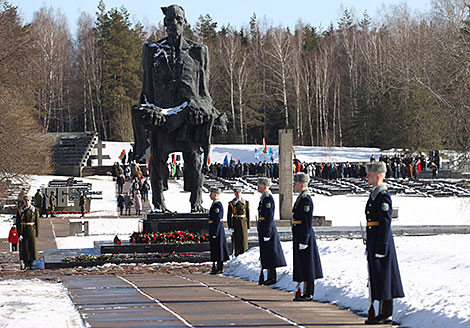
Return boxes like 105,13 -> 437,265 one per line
8,225 -> 19,251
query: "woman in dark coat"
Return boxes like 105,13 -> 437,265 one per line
256,177 -> 286,285
208,187 -> 229,274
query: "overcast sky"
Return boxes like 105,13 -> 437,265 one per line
10,0 -> 432,33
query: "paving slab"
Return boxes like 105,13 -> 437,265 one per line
62,275 -> 187,328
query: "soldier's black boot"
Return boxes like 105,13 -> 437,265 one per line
216,261 -> 223,274
210,262 -> 217,275
365,299 -> 393,325
258,269 -> 265,285
264,268 -> 277,285
294,281 -> 314,301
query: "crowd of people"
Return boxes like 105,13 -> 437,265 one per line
206,152 -> 440,181
113,160 -> 150,216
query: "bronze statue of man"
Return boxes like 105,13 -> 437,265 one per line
131,4 -> 227,213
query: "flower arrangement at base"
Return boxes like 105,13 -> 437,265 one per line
61,252 -> 201,263
129,230 -> 209,245
48,210 -> 90,215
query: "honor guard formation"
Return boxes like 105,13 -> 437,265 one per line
206,170 -> 404,325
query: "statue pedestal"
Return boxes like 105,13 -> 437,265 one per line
143,212 -> 209,234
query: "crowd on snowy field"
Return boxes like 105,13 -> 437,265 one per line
209,161 -> 280,179
205,151 -> 440,181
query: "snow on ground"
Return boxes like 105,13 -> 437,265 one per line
314,194 -> 470,226
0,279 -> 86,328
55,234 -> 132,249
101,141 -> 133,166
209,144 -> 394,164
2,172 -> 467,246
224,234 -> 470,328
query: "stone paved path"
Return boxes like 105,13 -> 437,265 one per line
64,272 -> 390,328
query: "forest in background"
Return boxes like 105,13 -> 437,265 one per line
1,0 -> 470,156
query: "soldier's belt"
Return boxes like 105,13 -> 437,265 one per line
292,220 -> 302,225
366,221 -> 379,227
258,217 -> 265,221
21,222 -> 35,226
233,215 -> 246,218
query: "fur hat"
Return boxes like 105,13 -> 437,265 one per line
294,172 -> 310,184
257,177 -> 271,186
366,161 -> 387,174
210,187 -> 221,194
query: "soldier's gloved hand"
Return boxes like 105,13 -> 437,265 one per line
299,243 -> 308,250
228,228 -> 234,233
263,237 -> 270,242
19,235 -> 23,241
375,253 -> 386,258
212,236 -> 217,239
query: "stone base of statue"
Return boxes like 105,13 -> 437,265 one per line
142,212 -> 210,234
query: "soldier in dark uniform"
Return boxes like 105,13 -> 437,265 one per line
49,191 -> 56,217
208,187 -> 230,274
364,161 -> 404,325
16,195 -> 39,270
79,192 -> 86,217
292,173 -> 323,301
257,177 -> 286,285
227,187 -> 250,256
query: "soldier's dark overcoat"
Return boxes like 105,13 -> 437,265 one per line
366,184 -> 405,301
257,192 -> 286,269
209,200 -> 230,262
16,205 -> 39,263
292,190 -> 323,282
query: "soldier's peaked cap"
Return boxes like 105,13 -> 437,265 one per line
210,187 -> 221,194
233,187 -> 242,192
365,161 -> 386,173
294,172 -> 310,183
257,177 -> 271,186
23,195 -> 30,201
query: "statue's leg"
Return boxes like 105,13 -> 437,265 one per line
184,150 -> 205,212
150,140 -> 168,212
183,152 -> 193,192
131,105 -> 150,160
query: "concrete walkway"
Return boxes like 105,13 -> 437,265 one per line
64,273 -> 390,328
